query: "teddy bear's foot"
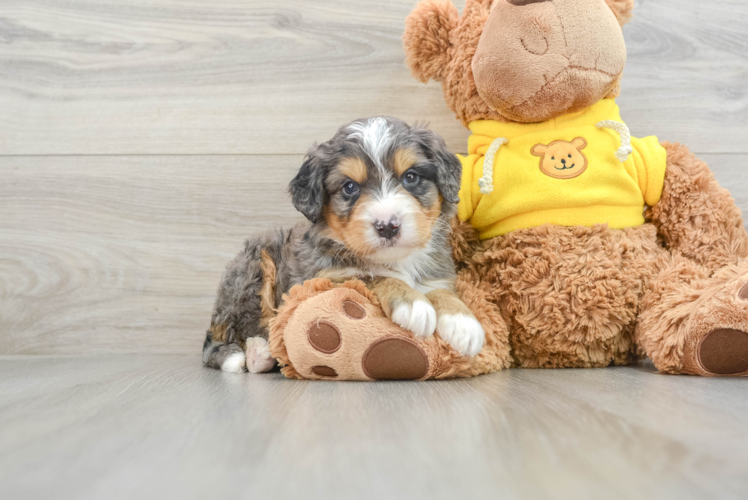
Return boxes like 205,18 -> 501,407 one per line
272,283 -> 438,381
640,260 -> 748,376
688,279 -> 748,376
685,272 -> 748,377
308,325 -> 430,380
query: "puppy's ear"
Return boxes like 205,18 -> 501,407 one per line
403,0 -> 458,83
413,127 -> 461,205
605,0 -> 634,26
288,146 -> 327,223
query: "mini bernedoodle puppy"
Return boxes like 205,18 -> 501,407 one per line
203,117 -> 485,373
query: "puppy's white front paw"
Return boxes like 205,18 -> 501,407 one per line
391,300 -> 437,338
437,314 -> 485,357
245,337 -> 276,374
221,351 -> 247,373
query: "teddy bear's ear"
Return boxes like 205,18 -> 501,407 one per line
605,0 -> 635,26
572,137 -> 588,150
531,144 -> 548,157
403,0 -> 459,83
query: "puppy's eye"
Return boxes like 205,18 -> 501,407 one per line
343,180 -> 359,196
403,171 -> 420,187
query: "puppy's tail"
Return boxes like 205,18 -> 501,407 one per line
202,329 -> 246,373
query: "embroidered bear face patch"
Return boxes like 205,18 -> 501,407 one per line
531,138 -> 588,179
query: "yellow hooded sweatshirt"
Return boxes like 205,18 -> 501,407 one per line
457,99 -> 667,240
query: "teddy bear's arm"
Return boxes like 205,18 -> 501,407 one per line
647,142 -> 748,272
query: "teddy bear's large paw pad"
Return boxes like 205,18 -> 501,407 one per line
699,329 -> 748,376
362,338 -> 429,380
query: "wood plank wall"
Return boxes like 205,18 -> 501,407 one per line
2,0 -> 747,354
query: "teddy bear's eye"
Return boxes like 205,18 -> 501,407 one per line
568,154 -> 572,158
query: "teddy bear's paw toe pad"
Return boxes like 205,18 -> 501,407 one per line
343,300 -> 366,319
311,366 -> 338,377
362,338 -> 429,380
739,282 -> 748,300
699,329 -> 748,376
307,321 -> 342,354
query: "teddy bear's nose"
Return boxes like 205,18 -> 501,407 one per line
507,0 -> 551,6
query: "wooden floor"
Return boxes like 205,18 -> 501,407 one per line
1,356 -> 747,500
3,1 -> 748,498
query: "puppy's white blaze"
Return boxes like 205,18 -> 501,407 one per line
391,300 -> 437,338
347,117 -> 392,173
221,352 -> 247,373
364,189 -> 422,253
246,337 -> 275,374
437,314 -> 485,357
366,190 -> 410,225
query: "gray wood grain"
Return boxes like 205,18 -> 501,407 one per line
0,355 -> 746,500
2,153 -> 747,355
0,155 -> 303,354
1,0 -> 748,155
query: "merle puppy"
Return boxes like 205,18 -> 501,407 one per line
203,117 -> 485,373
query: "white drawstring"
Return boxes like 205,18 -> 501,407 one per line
478,137 -> 508,195
596,120 -> 632,163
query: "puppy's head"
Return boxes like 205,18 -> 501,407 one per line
288,117 -> 461,262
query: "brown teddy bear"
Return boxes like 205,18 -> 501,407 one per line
268,0 -> 748,379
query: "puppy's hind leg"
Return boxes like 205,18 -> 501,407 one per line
204,231 -> 288,373
203,328 -> 276,374
202,328 -> 247,373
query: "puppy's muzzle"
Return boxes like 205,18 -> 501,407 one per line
374,217 -> 400,240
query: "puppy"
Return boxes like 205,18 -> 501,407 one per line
203,117 -> 485,373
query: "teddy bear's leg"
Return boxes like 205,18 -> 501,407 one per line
638,142 -> 748,375
649,142 -> 748,272
636,254 -> 748,376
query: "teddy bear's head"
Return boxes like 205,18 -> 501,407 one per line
404,0 -> 634,125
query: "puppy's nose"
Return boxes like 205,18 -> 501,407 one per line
507,0 -> 550,5
374,219 -> 400,240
